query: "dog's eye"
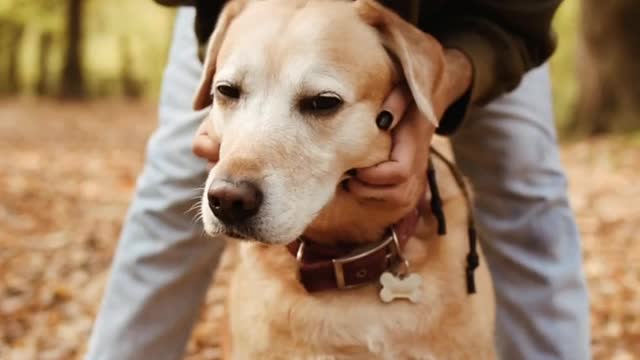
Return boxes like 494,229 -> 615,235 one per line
216,84 -> 241,99
299,93 -> 343,115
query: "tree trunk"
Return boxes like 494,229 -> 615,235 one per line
36,32 -> 54,96
60,0 -> 86,98
575,0 -> 640,135
120,36 -> 143,99
4,23 -> 25,94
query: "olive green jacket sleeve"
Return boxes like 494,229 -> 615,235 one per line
417,1 -> 562,133
422,1 -> 561,105
153,0 -> 562,134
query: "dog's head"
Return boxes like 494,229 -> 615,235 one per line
196,0 -> 449,244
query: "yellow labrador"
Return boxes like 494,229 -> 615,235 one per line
195,0 -> 495,358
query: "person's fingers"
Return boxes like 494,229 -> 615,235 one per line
347,177 -> 418,208
193,133 -> 219,159
355,107 -> 420,185
192,119 -> 220,162
352,85 -> 416,185
347,179 -> 397,200
353,158 -> 411,186
377,85 -> 411,130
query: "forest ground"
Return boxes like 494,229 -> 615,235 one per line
1,100 -> 638,359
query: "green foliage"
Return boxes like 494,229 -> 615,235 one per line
550,0 -> 580,136
0,0 -> 174,98
1,0 -> 583,111
0,0 -> 65,31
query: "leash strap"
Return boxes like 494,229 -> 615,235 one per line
427,159 -> 446,235
429,147 -> 479,295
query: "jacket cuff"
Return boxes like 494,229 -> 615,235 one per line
436,85 -> 471,136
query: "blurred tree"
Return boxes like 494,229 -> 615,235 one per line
0,0 -> 64,95
575,0 -> 640,134
60,0 -> 86,98
0,21 -> 25,93
120,36 -> 143,99
36,32 -> 54,95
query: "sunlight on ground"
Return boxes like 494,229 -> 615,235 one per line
0,101 -> 638,359
550,0 -> 580,131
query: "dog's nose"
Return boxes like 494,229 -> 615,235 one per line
207,180 -> 263,224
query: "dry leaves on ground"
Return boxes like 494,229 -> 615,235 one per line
0,100 -> 638,359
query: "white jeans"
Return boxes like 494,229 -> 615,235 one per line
86,8 -> 590,360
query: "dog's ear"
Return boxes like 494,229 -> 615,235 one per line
193,0 -> 247,110
354,0 -> 466,126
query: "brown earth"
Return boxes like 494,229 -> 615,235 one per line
1,100 -> 638,359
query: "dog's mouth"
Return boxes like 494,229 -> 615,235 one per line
219,224 -> 273,243
225,229 -> 250,240
222,226 -> 253,241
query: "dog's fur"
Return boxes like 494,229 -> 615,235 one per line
195,1 -> 495,358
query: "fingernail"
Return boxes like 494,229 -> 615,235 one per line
346,169 -> 357,177
340,179 -> 350,192
376,110 -> 393,130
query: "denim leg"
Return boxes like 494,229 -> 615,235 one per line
85,8 -> 224,360
451,64 -> 591,360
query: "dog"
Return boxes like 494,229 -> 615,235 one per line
195,0 -> 495,358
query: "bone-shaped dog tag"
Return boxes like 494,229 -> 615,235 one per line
379,272 -> 423,304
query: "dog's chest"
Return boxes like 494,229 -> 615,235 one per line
223,239 -> 496,359
225,244 -> 452,359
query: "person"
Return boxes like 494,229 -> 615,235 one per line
86,1 -> 591,359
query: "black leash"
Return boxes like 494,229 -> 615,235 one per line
427,159 -> 446,236
427,146 -> 479,295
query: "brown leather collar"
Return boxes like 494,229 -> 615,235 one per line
286,150 -> 481,295
286,209 -> 421,293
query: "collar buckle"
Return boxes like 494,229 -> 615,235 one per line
327,228 -> 400,289
289,215 -> 418,293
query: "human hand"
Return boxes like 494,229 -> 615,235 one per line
345,85 -> 436,208
192,117 -> 220,169
344,46 -> 473,208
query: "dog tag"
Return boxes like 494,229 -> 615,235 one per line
379,272 -> 423,304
